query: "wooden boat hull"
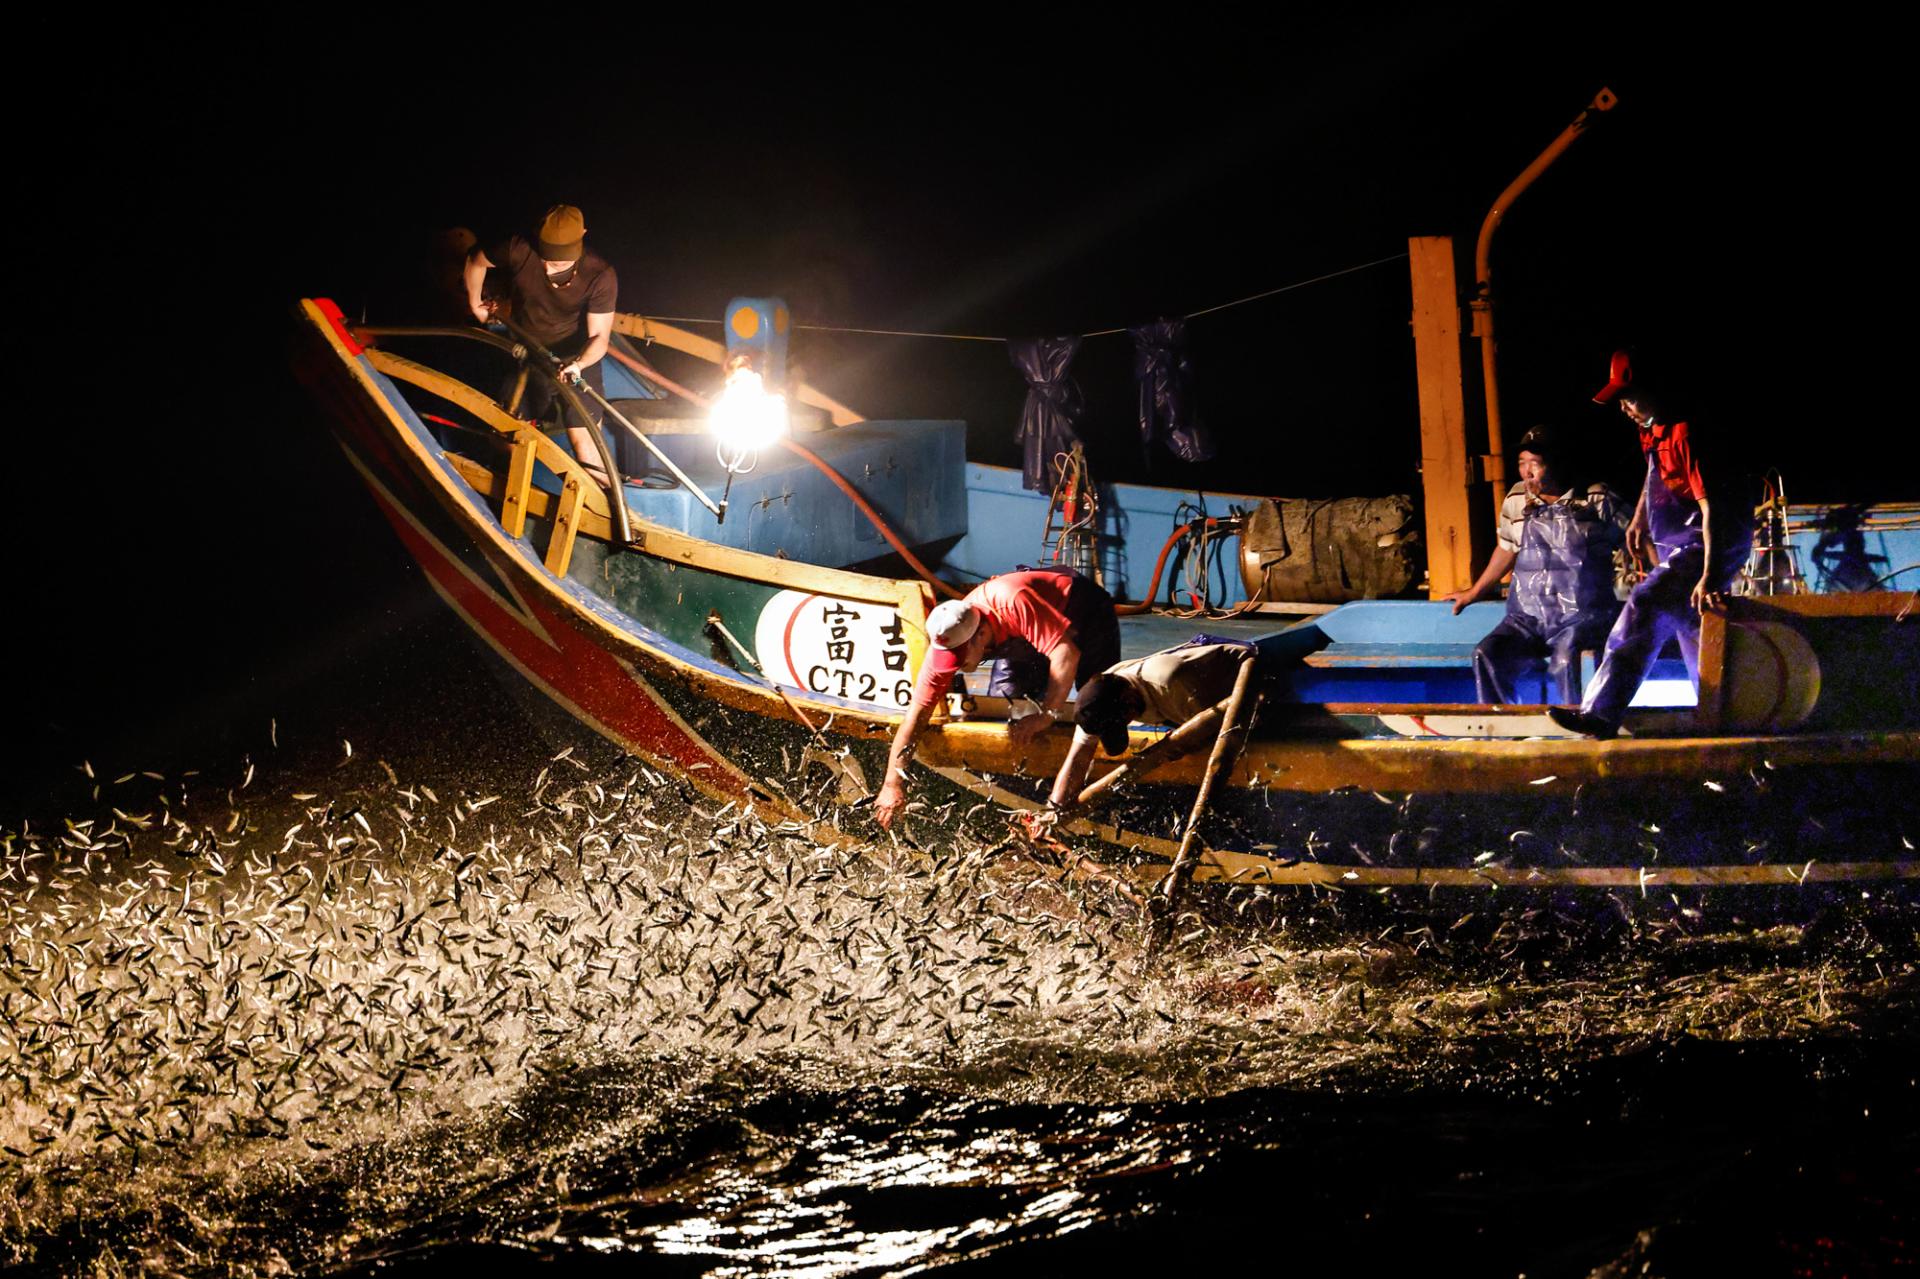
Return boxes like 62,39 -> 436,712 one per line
294,300 -> 1920,889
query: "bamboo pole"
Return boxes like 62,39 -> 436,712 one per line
1071,702 -> 1228,811
1148,655 -> 1260,947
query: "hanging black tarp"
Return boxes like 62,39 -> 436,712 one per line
1010,336 -> 1086,491
1131,318 -> 1213,464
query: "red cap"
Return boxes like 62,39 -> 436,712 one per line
1592,349 -> 1633,404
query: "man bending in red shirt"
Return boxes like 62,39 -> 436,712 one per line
875,570 -> 1119,829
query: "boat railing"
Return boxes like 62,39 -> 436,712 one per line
609,313 -> 866,428
358,319 -> 639,545
308,303 -> 942,692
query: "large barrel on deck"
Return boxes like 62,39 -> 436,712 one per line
1238,495 -> 1422,604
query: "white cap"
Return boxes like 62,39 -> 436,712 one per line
927,599 -> 980,649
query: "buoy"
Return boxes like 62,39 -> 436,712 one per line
1722,619 -> 1821,731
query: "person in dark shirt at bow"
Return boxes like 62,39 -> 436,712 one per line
464,204 -> 618,480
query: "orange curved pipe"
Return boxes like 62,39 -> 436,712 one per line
1117,518 -> 1222,615
1471,86 -> 1616,487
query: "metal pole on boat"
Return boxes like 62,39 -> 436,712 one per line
574,379 -> 730,522
1147,654 -> 1260,950
1069,701 -> 1229,813
1470,87 -> 1616,498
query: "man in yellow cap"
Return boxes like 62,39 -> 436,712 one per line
464,204 -> 619,477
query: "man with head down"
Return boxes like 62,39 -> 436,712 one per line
1042,639 -> 1257,814
464,204 -> 618,478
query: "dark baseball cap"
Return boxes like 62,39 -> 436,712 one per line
1515,425 -> 1562,465
1074,675 -> 1141,756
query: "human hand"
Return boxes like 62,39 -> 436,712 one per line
1012,808 -> 1058,841
557,359 -> 584,383
875,778 -> 906,829
470,298 -> 496,324
1444,589 -> 1475,616
1626,517 -> 1651,570
1008,713 -> 1051,747
1690,576 -> 1723,614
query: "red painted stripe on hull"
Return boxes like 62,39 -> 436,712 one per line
346,439 -> 749,797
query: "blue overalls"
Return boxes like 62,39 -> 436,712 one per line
1579,452 -> 1753,725
1472,497 -> 1623,704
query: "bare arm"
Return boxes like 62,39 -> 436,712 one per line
875,698 -> 940,829
464,248 -> 497,322
1690,495 -> 1720,613
560,311 -> 614,378
1625,486 -> 1651,569
1011,638 -> 1080,746
1048,728 -> 1101,809
1445,546 -> 1517,614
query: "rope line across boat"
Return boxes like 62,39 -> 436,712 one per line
629,250 -> 1411,344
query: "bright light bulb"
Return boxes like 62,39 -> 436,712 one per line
710,368 -> 789,464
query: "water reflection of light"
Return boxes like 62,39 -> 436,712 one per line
651,1217 -> 965,1278
1021,1187 -> 1085,1219
635,1119 -> 1119,1274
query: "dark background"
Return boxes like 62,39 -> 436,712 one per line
8,12 -> 1908,800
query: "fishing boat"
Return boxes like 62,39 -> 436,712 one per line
292,291 -> 1919,896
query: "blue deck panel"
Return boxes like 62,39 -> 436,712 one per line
539,419 -> 968,568
1276,600 -> 1693,706
600,358 -> 665,402
945,463 -> 1257,606
1115,611 -> 1282,660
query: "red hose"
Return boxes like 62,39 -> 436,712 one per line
1116,518 -> 1222,615
606,345 -> 962,600
607,345 -> 710,408
777,437 -> 964,599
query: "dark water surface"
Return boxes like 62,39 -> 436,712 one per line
3,619 -> 1915,1278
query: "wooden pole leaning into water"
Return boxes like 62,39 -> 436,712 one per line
1071,701 -> 1228,811
1148,655 -> 1261,948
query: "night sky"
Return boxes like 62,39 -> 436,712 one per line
10,13 -> 1907,789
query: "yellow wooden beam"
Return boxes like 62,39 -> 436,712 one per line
365,348 -> 616,526
915,719 -> 1920,795
1407,237 -> 1485,598
1696,606 -> 1728,731
445,451 -> 930,609
612,312 -> 866,427
1178,855 -> 1918,889
611,313 -> 725,363
1727,591 -> 1918,620
500,430 -> 537,540
544,475 -> 585,576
